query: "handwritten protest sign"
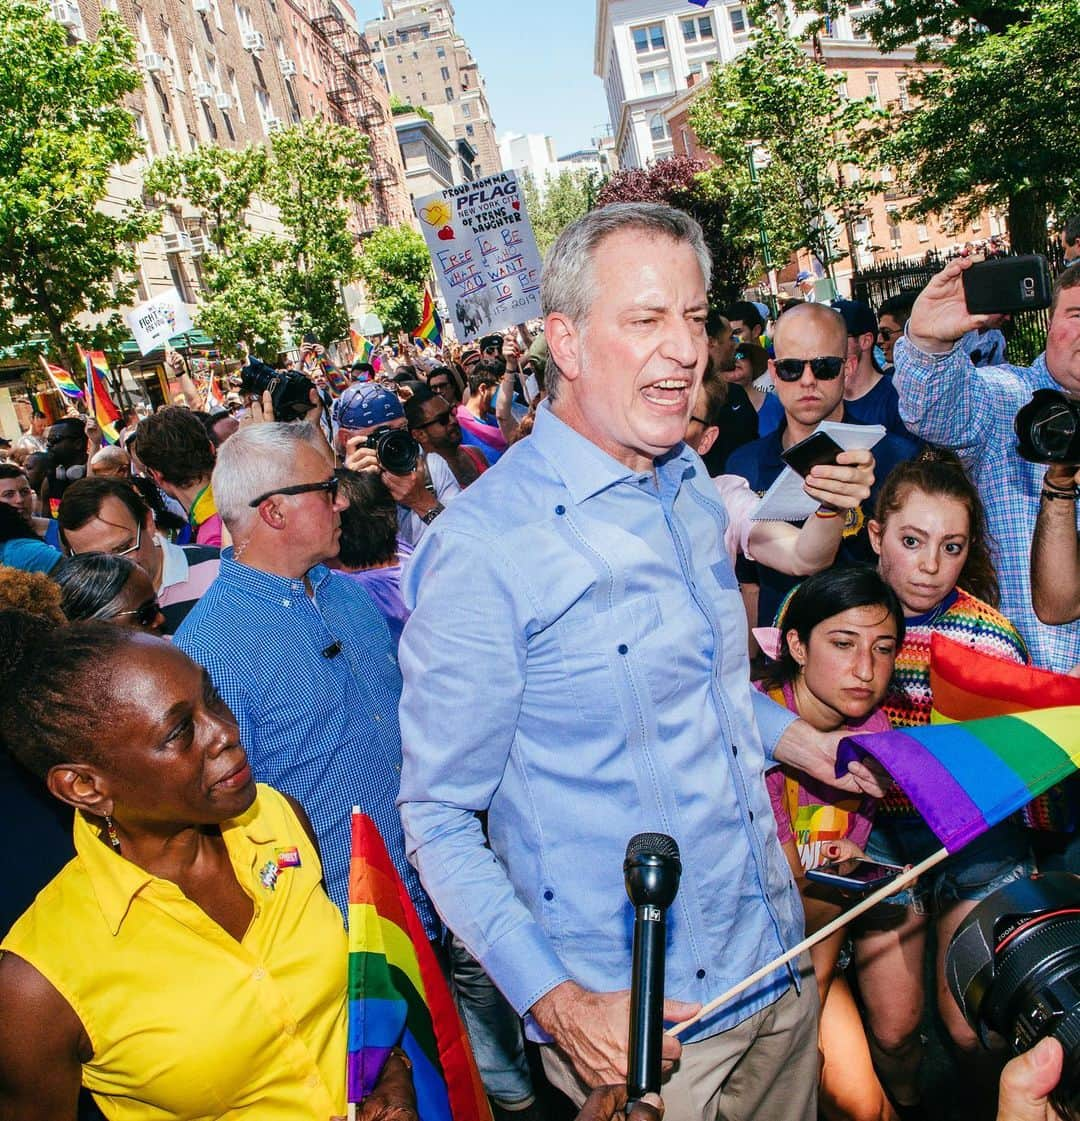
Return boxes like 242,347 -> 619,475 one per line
125,289 -> 194,356
414,170 -> 543,341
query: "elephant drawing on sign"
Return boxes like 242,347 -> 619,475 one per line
455,288 -> 498,340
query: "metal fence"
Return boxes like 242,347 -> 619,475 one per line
850,239 -> 1068,366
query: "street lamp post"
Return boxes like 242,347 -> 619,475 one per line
747,141 -> 778,318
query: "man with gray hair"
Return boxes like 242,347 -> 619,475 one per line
398,203 -> 886,1118
174,422 -> 438,935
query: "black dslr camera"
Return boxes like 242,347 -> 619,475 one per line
363,426 -> 420,475
239,356 -> 315,423
1015,390 -> 1080,464
946,872 -> 1080,1120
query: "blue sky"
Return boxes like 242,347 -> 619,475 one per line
354,0 -> 612,156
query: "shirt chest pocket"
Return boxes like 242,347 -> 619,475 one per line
560,593 -> 681,723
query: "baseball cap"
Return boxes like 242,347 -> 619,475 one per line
332,382 -> 403,435
831,298 -> 878,339
796,269 -> 814,283
479,334 -> 503,352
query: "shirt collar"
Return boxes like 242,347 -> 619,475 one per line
158,536 -> 189,592
215,548 -> 332,604
530,402 -> 698,504
75,793 -> 281,936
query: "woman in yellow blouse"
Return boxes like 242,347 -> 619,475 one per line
0,611 -> 414,1121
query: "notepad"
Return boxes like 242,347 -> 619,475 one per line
750,421 -> 886,522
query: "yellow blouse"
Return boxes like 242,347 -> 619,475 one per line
2,784 -> 348,1120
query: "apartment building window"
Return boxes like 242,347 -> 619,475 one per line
396,54 -> 403,63
412,50 -> 418,59
837,77 -> 849,100
211,0 -> 223,31
640,66 -> 673,95
888,213 -> 902,250
436,46 -> 445,58
632,22 -> 665,53
229,68 -> 245,122
897,75 -> 910,109
398,29 -> 408,42
917,222 -> 929,243
386,34 -> 395,45
649,113 -> 668,142
400,74 -> 407,83
681,126 -> 691,155
867,73 -> 880,107
254,85 -> 273,129
440,65 -> 449,80
728,7 -> 751,35
444,85 -> 453,100
462,102 -> 471,118
420,90 -> 427,101
465,123 -> 474,135
680,14 -> 713,41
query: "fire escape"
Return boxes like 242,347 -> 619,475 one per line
312,7 -> 396,232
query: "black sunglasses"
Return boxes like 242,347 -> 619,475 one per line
248,476 -> 339,508
773,356 -> 845,382
877,327 -> 897,341
110,597 -> 162,628
413,409 -> 453,429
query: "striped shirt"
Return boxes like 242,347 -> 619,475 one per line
894,337 -> 1080,671
157,539 -> 219,636
174,552 -> 437,935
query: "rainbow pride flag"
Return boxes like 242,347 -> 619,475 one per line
414,290 -> 442,348
350,329 -> 374,366
929,633 -> 1080,831
39,355 -> 83,399
347,811 -> 490,1120
837,707 -> 1080,853
80,348 -> 121,445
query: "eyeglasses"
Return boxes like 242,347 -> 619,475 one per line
67,520 -> 142,558
248,476 -> 339,508
412,409 -> 453,430
877,327 -> 897,341
689,415 -> 710,427
110,597 -> 162,629
0,485 -> 32,501
773,356 -> 845,382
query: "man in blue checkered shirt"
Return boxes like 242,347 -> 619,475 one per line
174,421 -> 439,937
894,257 -> 1080,671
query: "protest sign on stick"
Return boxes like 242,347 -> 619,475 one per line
125,288 -> 194,356
414,170 -> 543,341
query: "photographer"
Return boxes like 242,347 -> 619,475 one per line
334,382 -> 461,546
893,259 -> 1080,671
1031,461 -> 1080,626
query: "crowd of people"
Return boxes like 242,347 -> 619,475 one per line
0,201 -> 1077,1121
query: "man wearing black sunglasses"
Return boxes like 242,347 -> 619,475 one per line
727,303 -> 920,627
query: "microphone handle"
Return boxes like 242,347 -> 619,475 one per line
626,902 -> 667,1103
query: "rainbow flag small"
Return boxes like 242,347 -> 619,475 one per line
348,811 -> 490,1120
838,706 -> 1080,853
39,355 -> 83,399
414,290 -> 442,349
350,329 -> 374,366
205,374 -> 225,410
80,347 -> 121,445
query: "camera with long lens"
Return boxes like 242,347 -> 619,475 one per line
239,356 -> 315,423
1015,390 -> 1080,464
946,872 -> 1080,1120
363,426 -> 420,475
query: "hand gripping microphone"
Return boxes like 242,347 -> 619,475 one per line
624,832 -> 682,1108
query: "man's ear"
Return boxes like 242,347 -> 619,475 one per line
544,312 -> 583,384
145,466 -> 166,489
47,764 -> 113,817
697,425 -> 720,458
256,496 -> 287,532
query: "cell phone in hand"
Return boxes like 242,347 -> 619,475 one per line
805,858 -> 904,893
781,431 -> 844,478
962,255 -> 1052,315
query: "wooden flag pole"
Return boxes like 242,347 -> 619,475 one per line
666,847 -> 951,1040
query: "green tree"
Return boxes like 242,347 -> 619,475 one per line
690,16 -> 880,281
145,120 -> 369,354
595,156 -> 754,305
520,168 -> 604,256
800,0 -> 1078,251
0,0 -> 158,366
356,226 -> 430,337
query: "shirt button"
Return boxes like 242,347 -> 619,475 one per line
283,1021 -> 297,1036
748,811 -> 755,823
731,743 -> 738,757
617,643 -> 628,655
543,889 -> 554,901
252,967 -> 266,981
281,599 -> 290,607
555,504 -> 565,515
373,713 -> 382,722
696,968 -> 706,980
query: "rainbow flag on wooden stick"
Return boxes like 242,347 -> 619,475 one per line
838,704 -> 1080,853
347,811 -> 490,1120
39,354 -> 83,399
79,347 -> 121,445
414,290 -> 442,349
350,329 -> 374,366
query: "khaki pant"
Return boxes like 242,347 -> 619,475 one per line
541,959 -> 820,1121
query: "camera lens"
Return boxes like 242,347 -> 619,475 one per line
1031,403 -> 1079,461
1015,390 -> 1080,464
376,428 -> 420,475
947,873 -> 1080,1121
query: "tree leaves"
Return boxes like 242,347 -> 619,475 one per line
355,226 -> 430,337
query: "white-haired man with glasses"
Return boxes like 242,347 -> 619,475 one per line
174,422 -> 439,938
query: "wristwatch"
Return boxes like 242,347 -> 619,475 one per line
420,503 -> 444,525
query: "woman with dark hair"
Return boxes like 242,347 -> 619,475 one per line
0,499 -> 63,575
855,450 -> 1033,1116
0,612 -> 417,1120
759,565 -> 902,1121
55,554 -> 165,632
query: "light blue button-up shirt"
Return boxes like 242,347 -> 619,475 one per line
398,405 -> 803,1043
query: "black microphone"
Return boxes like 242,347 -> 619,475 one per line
624,832 -> 681,1109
